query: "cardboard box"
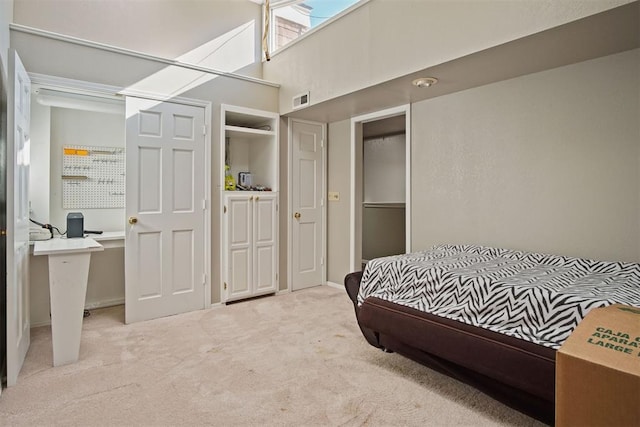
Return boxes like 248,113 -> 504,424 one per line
556,304 -> 640,427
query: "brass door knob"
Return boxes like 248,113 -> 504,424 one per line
294,212 -> 301,219
128,217 -> 138,225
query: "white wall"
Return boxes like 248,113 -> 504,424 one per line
29,96 -> 50,222
363,134 -> 405,203
264,0 -> 633,115
48,107 -> 126,232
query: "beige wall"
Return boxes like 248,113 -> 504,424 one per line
0,0 -> 12,78
327,119 -> 351,284
13,0 -> 263,78
411,49 -> 639,263
264,0 -> 632,115
30,247 -> 125,327
326,49 -> 640,283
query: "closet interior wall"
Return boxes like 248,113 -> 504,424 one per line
362,118 -> 406,265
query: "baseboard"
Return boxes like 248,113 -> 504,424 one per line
85,298 -> 125,310
31,320 -> 51,328
31,297 -> 125,328
326,281 -> 343,289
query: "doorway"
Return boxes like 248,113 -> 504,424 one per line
28,83 -> 127,328
289,118 -> 326,291
27,75 -> 212,326
350,105 -> 410,271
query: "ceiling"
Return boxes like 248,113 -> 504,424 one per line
284,1 -> 639,124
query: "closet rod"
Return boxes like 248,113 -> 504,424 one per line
363,130 -> 406,140
363,202 -> 406,209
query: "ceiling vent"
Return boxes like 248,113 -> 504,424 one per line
292,92 -> 310,110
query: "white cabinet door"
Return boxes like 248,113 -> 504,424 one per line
224,193 -> 277,302
225,194 -> 252,301
253,194 -> 277,294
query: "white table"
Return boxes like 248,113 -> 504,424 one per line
33,237 -> 104,366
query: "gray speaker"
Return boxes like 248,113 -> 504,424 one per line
66,212 -> 84,238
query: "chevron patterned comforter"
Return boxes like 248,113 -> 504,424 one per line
358,245 -> 640,349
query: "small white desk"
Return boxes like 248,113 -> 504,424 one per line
33,237 -> 104,366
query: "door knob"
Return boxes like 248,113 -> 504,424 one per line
294,212 -> 301,219
128,216 -> 138,225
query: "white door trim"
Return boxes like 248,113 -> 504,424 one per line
350,104 -> 411,272
202,103 -> 213,308
287,118 -> 327,292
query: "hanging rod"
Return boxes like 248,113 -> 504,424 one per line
363,202 -> 406,209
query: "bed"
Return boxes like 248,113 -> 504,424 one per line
344,244 -> 640,425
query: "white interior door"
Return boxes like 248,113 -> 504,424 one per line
125,97 -> 206,324
6,50 -> 31,386
291,120 -> 325,290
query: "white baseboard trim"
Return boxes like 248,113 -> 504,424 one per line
31,298 -> 125,329
326,281 -> 343,289
31,320 -> 51,328
85,298 -> 125,310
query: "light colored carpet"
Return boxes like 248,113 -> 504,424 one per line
0,286 -> 544,426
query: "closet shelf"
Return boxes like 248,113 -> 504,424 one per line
225,125 -> 275,139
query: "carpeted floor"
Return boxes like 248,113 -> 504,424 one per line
0,286 -> 544,426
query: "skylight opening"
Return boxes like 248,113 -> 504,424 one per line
269,0 -> 364,54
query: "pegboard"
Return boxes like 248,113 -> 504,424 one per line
62,145 -> 125,209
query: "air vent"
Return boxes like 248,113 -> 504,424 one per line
292,92 -> 310,110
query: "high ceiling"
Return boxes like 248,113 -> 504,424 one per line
284,1 -> 639,124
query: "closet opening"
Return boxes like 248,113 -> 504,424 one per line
29,84 -> 127,327
350,105 -> 410,272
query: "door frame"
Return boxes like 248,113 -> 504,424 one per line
287,118 -> 327,292
350,105 -> 411,272
26,73 -> 213,308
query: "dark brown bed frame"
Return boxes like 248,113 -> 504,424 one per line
345,271 -> 556,425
